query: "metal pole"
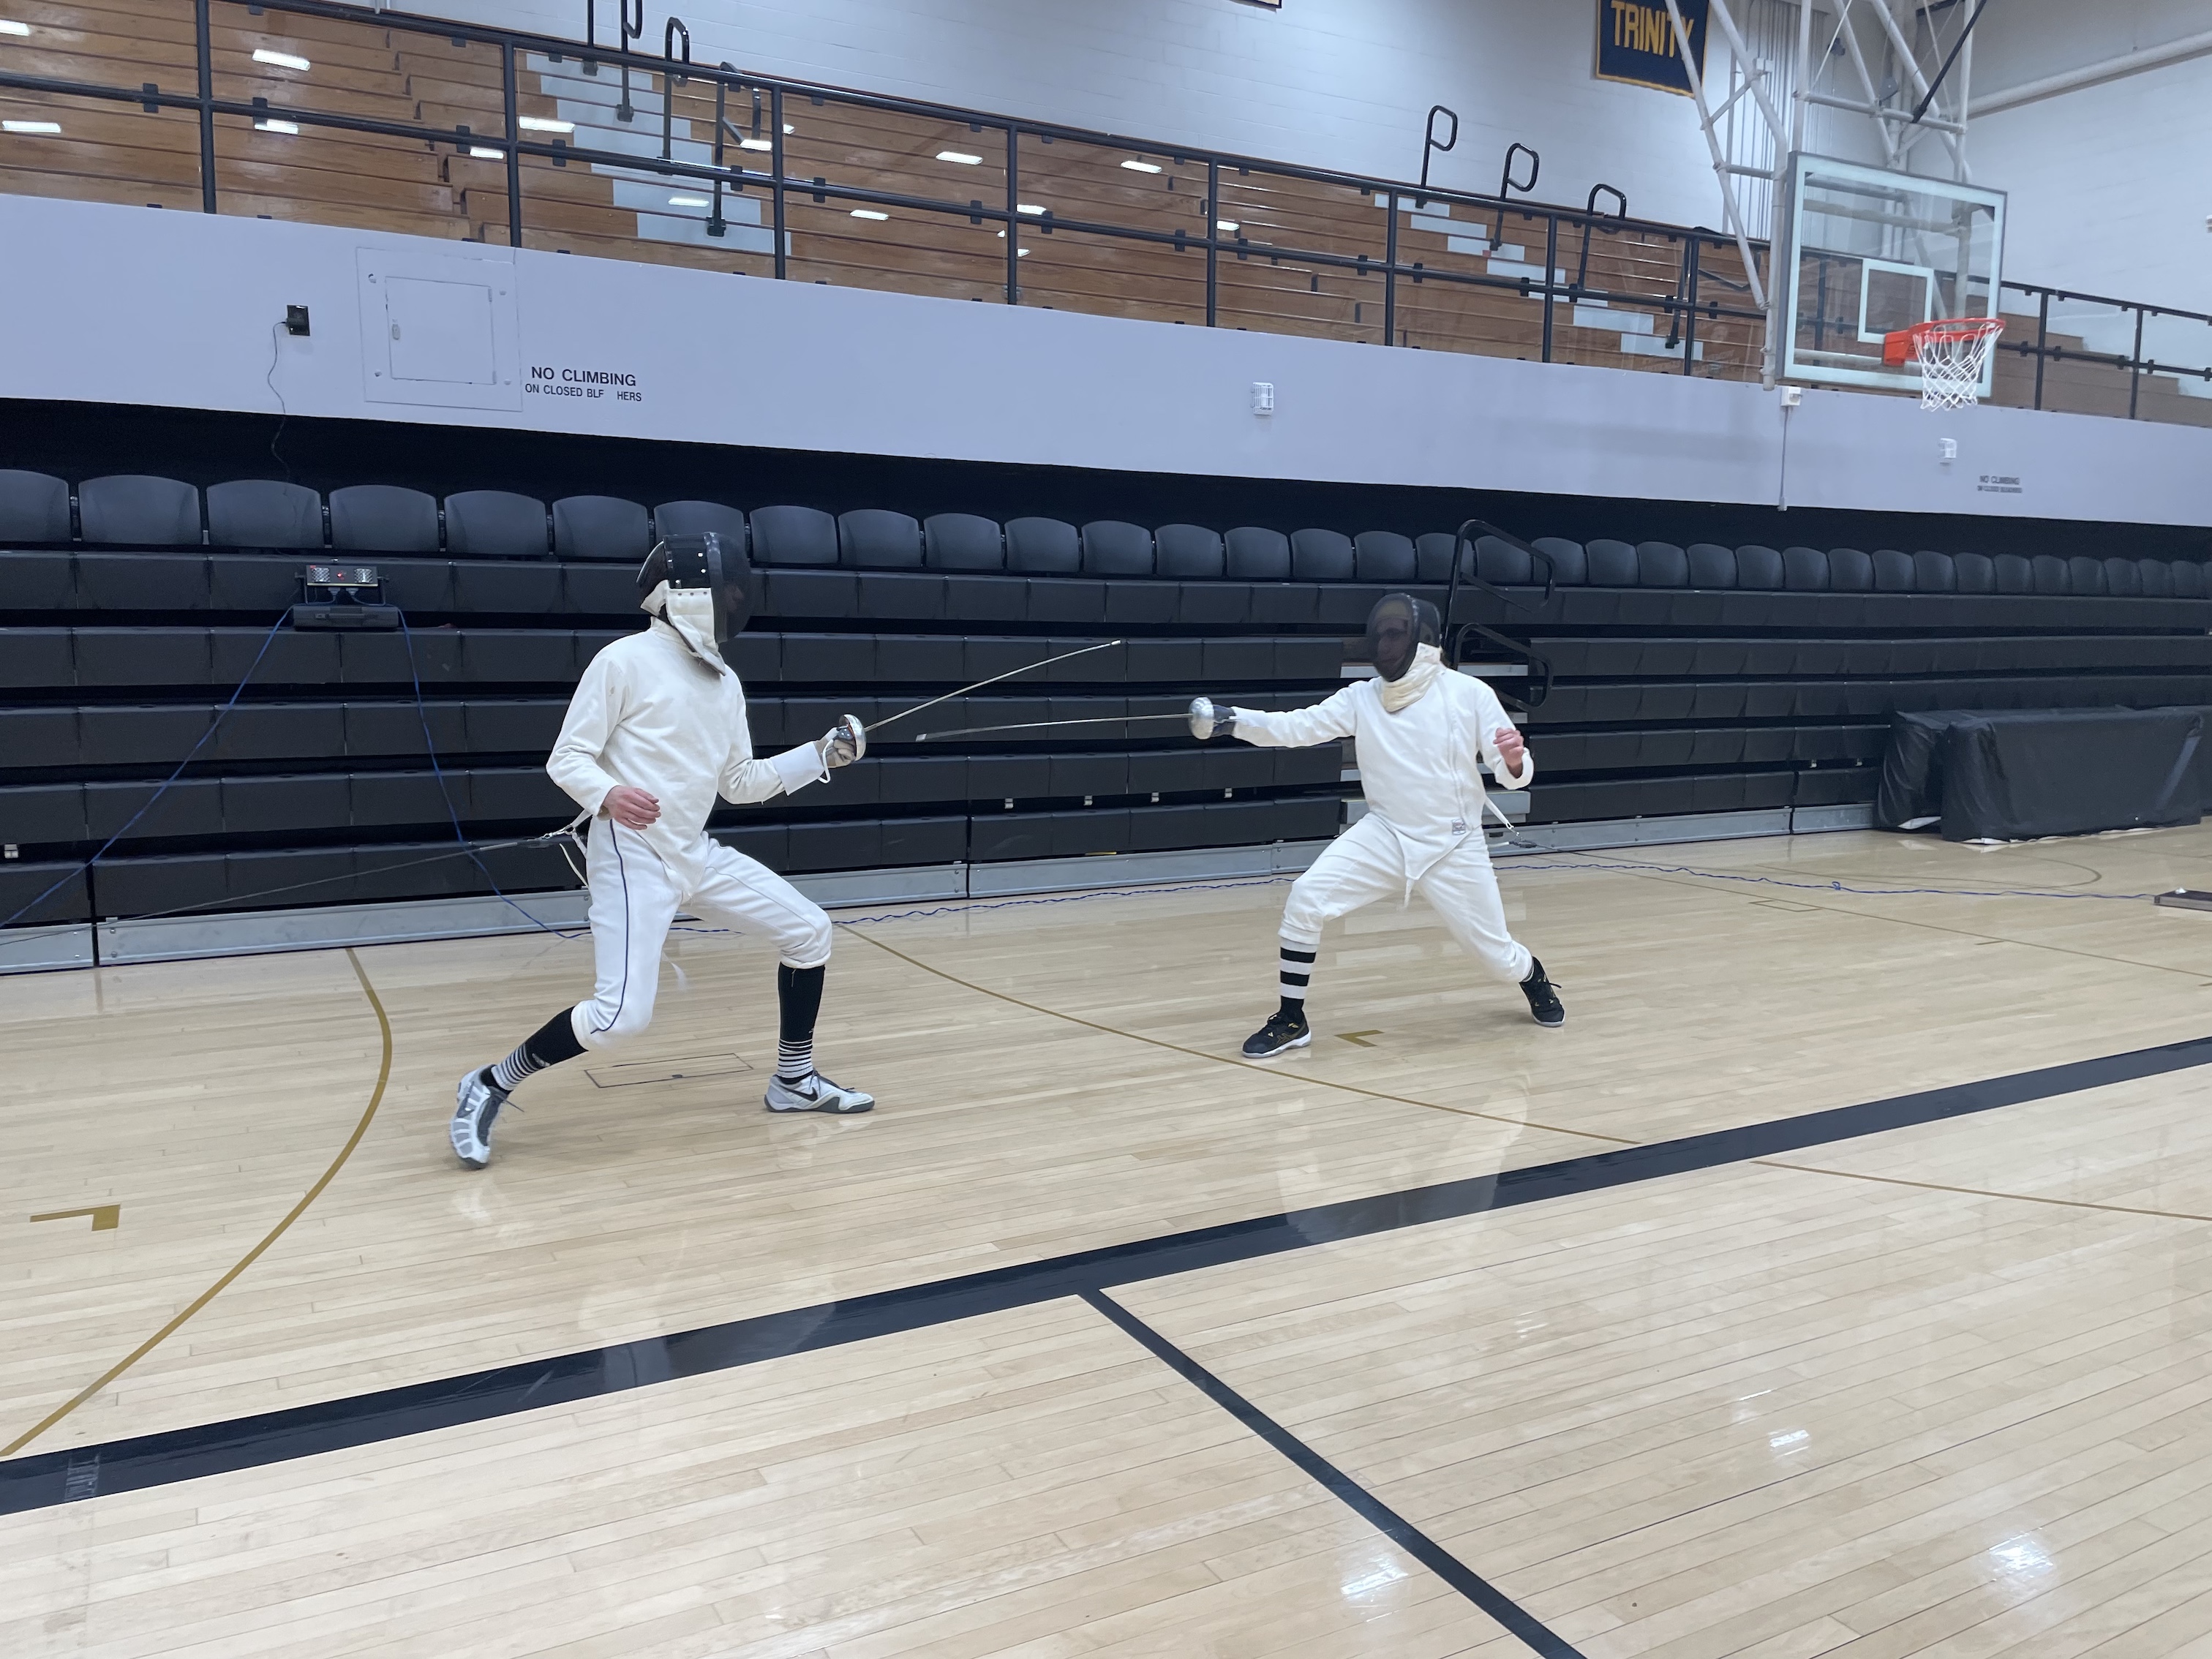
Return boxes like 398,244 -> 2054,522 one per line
1205,158 -> 1219,327
2129,306 -> 2145,420
770,84 -> 786,279
1540,214 -> 1558,362
1682,236 -> 1701,375
193,0 -> 214,212
2034,289 -> 2049,410
1005,125 -> 1020,304
1382,187 -> 1398,348
503,42 -> 523,249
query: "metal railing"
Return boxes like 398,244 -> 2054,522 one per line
0,0 -> 2205,421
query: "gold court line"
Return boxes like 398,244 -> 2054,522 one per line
2,947 -> 395,1459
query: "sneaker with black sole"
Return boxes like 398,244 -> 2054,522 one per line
764,1072 -> 875,1113
1241,1009 -> 1312,1058
450,1067 -> 511,1168
1519,957 -> 1565,1028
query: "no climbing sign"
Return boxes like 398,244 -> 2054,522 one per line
1595,0 -> 1711,97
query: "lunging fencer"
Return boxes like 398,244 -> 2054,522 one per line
1191,592 -> 1565,1058
451,532 -> 873,1170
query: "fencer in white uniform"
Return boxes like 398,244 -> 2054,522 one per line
1192,592 -> 1564,1058
450,532 -> 873,1169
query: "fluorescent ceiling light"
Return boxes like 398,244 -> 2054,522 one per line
936,149 -> 982,165
252,47 -> 310,70
468,145 -> 503,159
668,193 -> 710,207
1016,203 -> 1045,215
517,116 -> 572,133
1121,159 -> 1160,173
3,118 -> 59,133
738,136 -> 772,151
254,118 -> 299,134
1216,219 -> 1239,232
850,208 -> 889,219
0,20 -> 31,35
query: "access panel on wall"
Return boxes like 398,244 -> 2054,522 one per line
1595,0 -> 1709,96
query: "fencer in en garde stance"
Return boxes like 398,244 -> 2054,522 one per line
1190,592 -> 1565,1058
451,533 -> 873,1170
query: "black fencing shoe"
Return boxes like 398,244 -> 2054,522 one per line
450,1068 -> 511,1168
1520,958 -> 1565,1028
1241,1009 -> 1312,1058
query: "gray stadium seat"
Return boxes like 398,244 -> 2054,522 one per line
923,514 -> 1004,570
1782,547 -> 1829,590
1636,541 -> 1688,587
652,500 -> 748,552
1734,545 -> 1783,588
1953,552 -> 1995,592
1686,543 -> 1736,588
1413,533 -> 1462,582
1914,551 -> 1957,592
1993,554 -> 2034,593
79,475 -> 200,546
1872,549 -> 1916,591
1081,520 -> 1154,576
840,510 -> 923,568
1288,529 -> 1354,581
1352,530 -> 1415,582
2139,560 -> 2172,597
1006,517 -> 1080,573
1224,527 -> 1290,580
2104,557 -> 2143,596
1474,535 -> 1532,585
749,505 -> 838,565
1532,538 -> 1586,584
445,492 -> 549,559
207,480 -> 323,551
1828,549 -> 1873,591
2031,554 -> 2068,595
331,485 -> 440,554
0,470 -> 71,543
2068,555 -> 2107,595
2175,561 -> 2206,599
554,496 -> 651,563
1156,523 -> 1224,579
1585,540 -> 1636,586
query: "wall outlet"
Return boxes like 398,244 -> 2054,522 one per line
1251,380 -> 1275,415
1780,385 -> 1803,407
283,304 -> 311,336
1940,437 -> 1959,462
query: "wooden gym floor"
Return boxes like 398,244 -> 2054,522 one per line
8,824 -> 2212,1657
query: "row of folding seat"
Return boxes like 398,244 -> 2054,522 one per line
0,747 -> 1345,845
1532,674 -> 2212,726
1539,635 -> 2212,680
1535,770 -> 1805,824
1532,725 -> 1891,772
6,469 -> 2200,598
0,796 -> 1344,923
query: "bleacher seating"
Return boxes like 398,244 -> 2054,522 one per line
7,467 -> 2212,938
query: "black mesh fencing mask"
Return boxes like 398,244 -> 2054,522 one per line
638,530 -> 753,645
1365,592 -> 1441,682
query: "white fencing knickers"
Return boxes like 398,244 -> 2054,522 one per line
1279,811 -> 1532,986
570,821 -> 833,1051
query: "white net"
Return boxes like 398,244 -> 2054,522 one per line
1909,319 -> 2004,410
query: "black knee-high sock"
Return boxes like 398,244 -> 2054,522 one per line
776,963 -> 826,1082
488,1007 -> 585,1092
1278,941 -> 1316,1022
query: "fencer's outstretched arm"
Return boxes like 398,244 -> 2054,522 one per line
1224,687 -> 1360,748
548,650 -> 626,816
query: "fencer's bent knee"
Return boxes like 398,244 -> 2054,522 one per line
1279,873 -> 1331,947
778,901 -> 833,970
572,990 -> 654,1049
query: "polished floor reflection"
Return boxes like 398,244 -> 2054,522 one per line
7,826 -> 2212,1655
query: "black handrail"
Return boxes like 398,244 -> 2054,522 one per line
1440,519 -> 1557,710
1491,142 -> 1539,246
1570,184 -> 1627,300
614,0 -> 644,121
1417,104 -> 1456,203
658,17 -> 690,162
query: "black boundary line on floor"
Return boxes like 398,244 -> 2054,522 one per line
1083,1287 -> 1588,1658
7,1030 -> 2212,1524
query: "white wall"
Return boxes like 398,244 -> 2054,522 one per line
4,194 -> 2207,530
408,0 -> 1734,233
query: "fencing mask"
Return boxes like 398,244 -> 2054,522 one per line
639,532 -> 753,666
1364,592 -> 1442,683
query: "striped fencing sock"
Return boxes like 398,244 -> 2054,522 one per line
776,962 -> 827,1083
1278,941 -> 1316,1019
489,1007 -> 585,1093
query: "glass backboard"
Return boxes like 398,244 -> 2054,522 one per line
1778,154 -> 2006,396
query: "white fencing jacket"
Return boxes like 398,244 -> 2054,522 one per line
549,620 -> 826,886
1233,672 -> 1534,883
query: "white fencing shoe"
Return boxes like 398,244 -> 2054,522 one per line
764,1072 -> 875,1114
451,1068 -> 511,1167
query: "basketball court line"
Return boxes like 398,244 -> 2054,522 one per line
7,1026 -> 2210,1523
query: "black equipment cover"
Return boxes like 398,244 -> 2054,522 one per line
1365,592 -> 1442,683
1878,706 -> 2205,841
638,530 -> 753,643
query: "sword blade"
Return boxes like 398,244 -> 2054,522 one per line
866,639 -> 1127,734
916,712 -> 1192,742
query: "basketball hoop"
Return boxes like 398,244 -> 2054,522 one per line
1884,317 -> 2004,411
